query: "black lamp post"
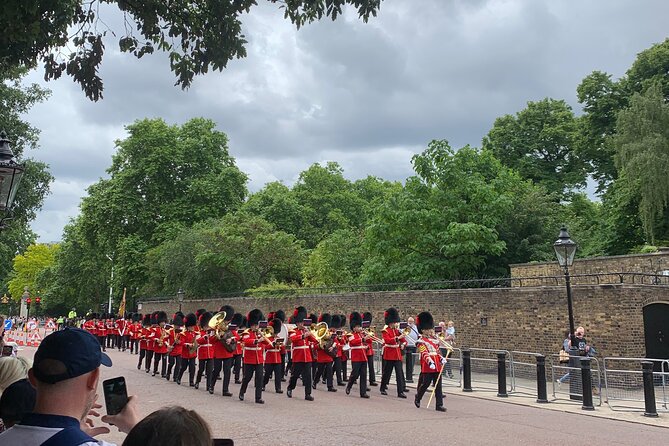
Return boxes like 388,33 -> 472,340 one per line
0,132 -> 25,229
177,288 -> 185,312
553,226 -> 577,339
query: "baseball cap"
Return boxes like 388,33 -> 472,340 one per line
32,327 -> 112,384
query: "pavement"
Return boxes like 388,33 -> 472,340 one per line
16,346 -> 669,445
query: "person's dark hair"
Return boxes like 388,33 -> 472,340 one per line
122,406 -> 212,446
0,379 -> 36,428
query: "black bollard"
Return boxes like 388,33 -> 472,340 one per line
536,355 -> 548,403
580,357 -> 595,410
497,352 -> 508,397
642,361 -> 659,417
462,350 -> 472,392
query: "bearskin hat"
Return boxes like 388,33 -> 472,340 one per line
330,314 -> 341,329
240,315 -> 248,329
349,311 -> 362,330
173,313 -> 185,327
293,306 -> 307,323
219,305 -> 235,321
318,313 -> 332,326
269,318 -> 282,335
156,311 -> 168,324
132,313 -> 141,322
247,309 -> 264,327
267,311 -> 275,321
275,309 -> 286,322
416,311 -> 434,334
142,314 -> 152,326
172,311 -> 184,324
362,311 -> 373,324
199,311 -> 213,328
384,308 -> 400,325
230,313 -> 243,328
195,308 -> 206,319
309,313 -> 318,325
184,313 -> 197,328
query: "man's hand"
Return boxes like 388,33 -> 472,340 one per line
81,398 -> 110,437
101,395 -> 141,434
441,357 -> 448,365
428,360 -> 436,370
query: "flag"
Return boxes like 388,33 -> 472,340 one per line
118,287 -> 126,317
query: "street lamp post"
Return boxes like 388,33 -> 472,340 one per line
106,254 -> 114,315
0,131 -> 25,230
177,288 -> 185,312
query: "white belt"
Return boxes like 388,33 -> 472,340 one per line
350,346 -> 367,350
427,352 -> 439,356
244,347 -> 261,351
266,349 -> 279,353
199,344 -> 212,348
293,345 -> 310,350
385,344 -> 399,348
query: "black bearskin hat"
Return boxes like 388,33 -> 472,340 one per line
247,309 -> 264,327
269,318 -> 282,335
132,313 -> 140,322
142,314 -> 152,326
293,306 -> 307,323
275,309 -> 286,322
150,311 -> 159,324
416,311 -> 434,334
156,311 -> 168,324
384,308 -> 400,325
349,311 -> 362,330
184,313 -> 197,328
330,315 -> 341,329
318,313 -> 332,326
268,311 -> 275,321
173,313 -> 185,327
308,313 -> 318,325
230,313 -> 243,328
199,311 -> 213,328
240,315 -> 248,329
219,305 -> 235,321
362,311 -> 373,324
195,308 -> 206,319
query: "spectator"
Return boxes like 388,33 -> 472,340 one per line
121,406 -> 213,446
0,356 -> 32,392
0,327 -> 141,445
0,379 -> 36,431
569,326 -> 596,357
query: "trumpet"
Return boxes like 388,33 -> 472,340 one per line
362,327 -> 384,344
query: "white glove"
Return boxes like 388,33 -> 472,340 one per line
441,357 -> 448,365
429,360 -> 436,370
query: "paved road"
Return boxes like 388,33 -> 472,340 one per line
20,347 -> 669,445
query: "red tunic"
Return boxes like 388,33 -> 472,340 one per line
234,329 -> 243,356
382,327 -> 406,361
290,329 -> 313,363
365,337 -> 374,357
83,320 -> 97,337
212,331 -> 235,359
196,331 -> 214,360
417,336 -> 444,373
180,329 -> 197,359
316,333 -> 335,363
96,321 -> 107,337
264,336 -> 282,364
139,327 -> 152,350
169,328 -> 183,357
242,332 -> 270,365
116,319 -> 127,336
150,326 -> 169,354
348,332 -> 368,363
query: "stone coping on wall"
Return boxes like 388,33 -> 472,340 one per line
510,249 -> 669,268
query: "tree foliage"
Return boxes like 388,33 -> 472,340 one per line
302,229 -> 365,286
0,0 -> 382,101
7,243 -> 59,303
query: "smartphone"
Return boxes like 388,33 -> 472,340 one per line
212,439 -> 234,446
434,326 -> 443,333
303,319 -> 312,327
399,322 -> 408,330
258,320 -> 268,329
275,337 -> 284,343
362,320 -> 371,329
103,377 -> 128,416
1,345 -> 13,357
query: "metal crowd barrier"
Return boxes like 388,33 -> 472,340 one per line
403,349 -> 462,387
549,354 -> 603,406
468,348 -> 512,393
603,357 -> 669,412
509,351 -> 544,396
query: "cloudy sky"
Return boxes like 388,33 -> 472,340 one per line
21,0 -> 669,242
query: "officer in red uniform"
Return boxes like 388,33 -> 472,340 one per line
380,307 -> 407,398
313,313 -> 337,392
414,311 -> 447,412
166,312 -> 184,382
262,317 -> 284,394
150,311 -> 169,377
195,312 -> 214,390
96,314 -> 107,352
330,315 -> 346,387
239,309 -> 271,404
286,306 -> 315,401
209,305 -> 235,396
177,313 -> 198,386
83,314 -> 97,338
144,312 -> 158,373
130,313 -> 141,354
117,314 -> 129,352
346,311 -> 370,398
106,316 -> 115,349
137,314 -> 151,370
362,311 -> 378,387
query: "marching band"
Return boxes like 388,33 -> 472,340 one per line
82,306 -> 452,412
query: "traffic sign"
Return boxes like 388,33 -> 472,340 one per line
3,319 -> 12,331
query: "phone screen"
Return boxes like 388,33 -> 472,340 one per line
362,321 -> 371,329
303,319 -> 312,327
399,322 -> 408,330
103,377 -> 128,416
434,326 -> 443,333
1,345 -> 13,357
258,320 -> 268,328
212,439 -> 234,446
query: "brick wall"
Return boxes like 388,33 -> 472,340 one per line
141,284 -> 669,360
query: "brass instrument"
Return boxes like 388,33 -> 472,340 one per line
362,327 -> 384,344
436,332 -> 454,356
208,311 -> 228,339
158,327 -> 168,347
188,333 -> 198,355
310,322 -> 329,345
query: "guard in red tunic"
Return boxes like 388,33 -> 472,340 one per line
137,314 -> 151,370
177,313 -> 198,386
234,314 -> 246,383
345,312 -> 370,398
83,314 -> 97,338
337,314 -> 350,384
150,311 -> 169,377
117,314 -> 129,352
262,317 -> 284,394
96,314 -> 107,352
286,306 -> 315,401
362,311 -> 378,387
106,316 -> 116,349
209,305 -> 235,396
274,309 -> 287,380
130,313 -> 141,354
144,312 -> 159,372
379,307 -> 407,398
194,311 -> 214,390
166,312 -> 184,382
239,309 -> 272,404
414,311 -> 446,412
313,313 -> 337,392
330,315 -> 347,387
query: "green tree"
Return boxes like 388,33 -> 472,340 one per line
243,182 -> 308,239
7,243 -> 59,304
0,0 -> 382,101
302,229 -> 365,286
613,84 -> 669,243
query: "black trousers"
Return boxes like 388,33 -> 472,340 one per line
210,358 -> 223,392
312,359 -> 318,382
233,355 -> 242,381
334,357 -> 345,384
285,352 -> 293,376
240,363 -> 264,401
405,346 -> 416,381
314,362 -> 334,389
153,352 -> 167,376
280,353 -> 286,379
144,350 -> 154,371
196,358 -> 212,389
287,362 -> 312,397
347,361 -> 368,396
367,355 -> 376,384
167,355 -> 182,380
130,339 -> 139,354
177,357 -> 196,385
220,357 -> 234,393
263,362 -> 282,391
138,349 -> 146,368
122,335 -> 130,351
416,371 -> 444,408
342,357 -> 349,381
380,359 -> 406,395
97,336 -> 106,351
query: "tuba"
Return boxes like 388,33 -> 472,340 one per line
208,311 -> 228,339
